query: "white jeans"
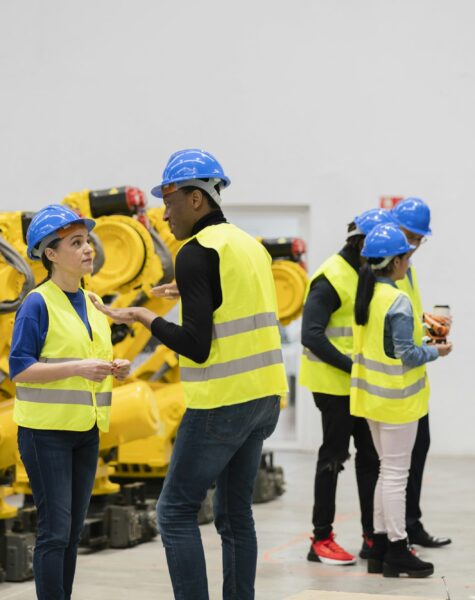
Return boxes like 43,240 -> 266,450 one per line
367,419 -> 418,542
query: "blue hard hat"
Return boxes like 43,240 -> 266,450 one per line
354,208 -> 396,236
361,223 -> 415,258
26,204 -> 95,260
391,197 -> 432,236
150,148 -> 231,198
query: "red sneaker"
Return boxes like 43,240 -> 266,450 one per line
307,533 -> 356,565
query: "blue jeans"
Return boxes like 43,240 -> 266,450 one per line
157,395 -> 280,600
17,425 -> 99,600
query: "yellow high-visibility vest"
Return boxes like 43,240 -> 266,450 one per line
299,254 -> 358,395
350,282 -> 429,424
397,265 -> 424,338
179,223 -> 288,409
14,279 -> 113,432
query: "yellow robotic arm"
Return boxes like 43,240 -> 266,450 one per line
0,231 -> 36,400
61,188 -> 181,362
262,236 -> 308,326
0,399 -> 17,520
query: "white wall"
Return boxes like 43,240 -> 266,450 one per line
1,0 -> 474,454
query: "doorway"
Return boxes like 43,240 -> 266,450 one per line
225,204 -> 311,449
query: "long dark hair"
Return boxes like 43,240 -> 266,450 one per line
354,255 -> 404,325
37,238 -> 61,285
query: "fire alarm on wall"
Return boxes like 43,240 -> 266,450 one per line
379,196 -> 403,209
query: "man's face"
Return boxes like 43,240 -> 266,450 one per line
401,227 -> 426,255
162,189 -> 195,240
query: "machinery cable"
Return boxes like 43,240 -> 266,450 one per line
0,235 -> 35,313
89,230 -> 105,275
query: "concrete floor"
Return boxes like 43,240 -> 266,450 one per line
1,451 -> 473,600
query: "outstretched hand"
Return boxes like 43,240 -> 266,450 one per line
151,282 -> 180,299
89,294 -> 158,330
88,294 -> 139,324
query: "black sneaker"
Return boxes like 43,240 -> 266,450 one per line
408,526 -> 451,548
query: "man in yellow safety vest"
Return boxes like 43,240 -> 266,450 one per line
91,149 -> 288,600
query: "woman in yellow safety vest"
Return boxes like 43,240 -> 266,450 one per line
350,223 -> 452,579
9,204 -> 130,600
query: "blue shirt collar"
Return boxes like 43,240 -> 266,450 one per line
376,276 -> 397,288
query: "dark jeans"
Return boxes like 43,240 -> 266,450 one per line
312,393 -> 379,540
406,413 -> 430,533
157,395 -> 280,600
17,425 -> 99,600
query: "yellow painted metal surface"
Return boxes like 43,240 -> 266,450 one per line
87,215 -> 162,297
0,212 -> 47,284
113,383 -> 185,474
0,399 -> 17,471
0,197 -> 308,508
0,486 -> 17,519
272,260 -> 308,326
100,381 -> 159,450
62,189 -> 93,219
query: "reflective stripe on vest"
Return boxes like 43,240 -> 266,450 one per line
353,353 -> 411,376
96,392 -> 113,407
299,254 -> 358,395
212,312 -> 277,340
325,326 -> 353,337
351,375 -> 427,399
178,224 -> 288,409
17,387 -> 93,405
181,348 -> 283,382
16,387 -> 112,407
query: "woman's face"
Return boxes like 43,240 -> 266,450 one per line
44,225 -> 94,277
391,253 -> 411,281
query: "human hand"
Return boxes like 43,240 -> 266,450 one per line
76,359 -> 113,382
437,342 -> 453,357
88,294 -> 140,324
111,358 -> 131,380
151,282 -> 180,299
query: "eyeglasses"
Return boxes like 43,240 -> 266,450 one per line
405,234 -> 427,246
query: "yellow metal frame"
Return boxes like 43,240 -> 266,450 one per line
0,196 -> 308,511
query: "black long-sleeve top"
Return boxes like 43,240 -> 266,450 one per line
150,210 -> 226,363
301,245 -> 360,374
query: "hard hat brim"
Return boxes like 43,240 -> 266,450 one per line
81,218 -> 96,232
151,175 -> 231,199
361,242 -> 416,258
